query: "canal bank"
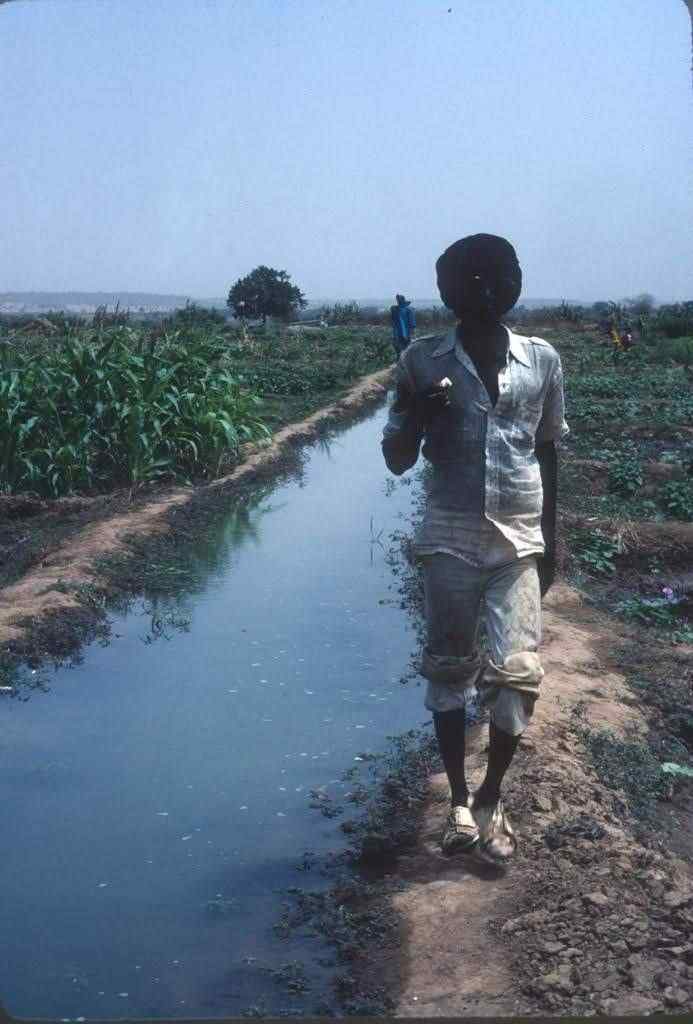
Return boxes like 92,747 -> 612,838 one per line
318,577 -> 693,1017
296,331 -> 693,1015
302,537 -> 693,1017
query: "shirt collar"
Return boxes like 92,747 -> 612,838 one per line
430,325 -> 531,367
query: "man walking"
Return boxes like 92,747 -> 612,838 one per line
381,234 -> 569,866
390,294 -> 416,357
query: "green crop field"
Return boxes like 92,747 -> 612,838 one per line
0,317 -> 394,498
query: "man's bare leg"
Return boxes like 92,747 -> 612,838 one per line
433,707 -> 469,807
433,706 -> 480,854
474,720 -> 520,807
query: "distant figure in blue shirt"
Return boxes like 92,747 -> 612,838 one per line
390,294 -> 416,357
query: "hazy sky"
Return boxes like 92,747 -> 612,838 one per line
1,0 -> 692,302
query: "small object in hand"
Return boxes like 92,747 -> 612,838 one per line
417,379 -> 453,425
433,377 -> 453,405
437,378 -> 453,405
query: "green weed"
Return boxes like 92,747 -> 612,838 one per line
568,529 -> 619,575
652,303 -> 693,340
655,337 -> 693,366
659,480 -> 693,521
608,453 -> 643,497
570,703 -> 670,822
271,960 -> 310,994
614,595 -> 693,644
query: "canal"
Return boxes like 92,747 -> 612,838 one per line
0,394 -> 429,1019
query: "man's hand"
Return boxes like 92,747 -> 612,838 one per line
536,550 -> 556,598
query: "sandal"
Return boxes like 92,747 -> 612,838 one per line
471,795 -> 518,866
441,798 -> 480,855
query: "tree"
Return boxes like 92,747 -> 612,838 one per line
227,266 -> 307,324
625,293 -> 656,316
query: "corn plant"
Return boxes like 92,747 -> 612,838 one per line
0,326 -> 271,496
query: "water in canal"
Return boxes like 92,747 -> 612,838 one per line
0,396 -> 431,1019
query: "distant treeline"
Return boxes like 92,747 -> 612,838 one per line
3,298 -> 692,341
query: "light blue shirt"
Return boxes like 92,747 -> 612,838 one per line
381,326 -> 569,563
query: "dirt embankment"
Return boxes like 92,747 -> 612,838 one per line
344,582 -> 693,1017
0,368 -> 393,664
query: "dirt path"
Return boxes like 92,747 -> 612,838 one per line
0,368 -> 392,659
353,582 -> 693,1017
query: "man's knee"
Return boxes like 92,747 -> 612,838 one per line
419,646 -> 483,688
420,646 -> 483,714
485,650 -> 544,694
480,650 -> 544,735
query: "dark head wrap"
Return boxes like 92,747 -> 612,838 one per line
436,234 -> 522,318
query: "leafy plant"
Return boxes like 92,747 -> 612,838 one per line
659,480 -> 693,521
169,301 -> 226,329
651,337 -> 693,367
608,455 -> 643,497
615,595 -> 683,630
576,724 -> 670,820
270,960 -> 310,993
573,373 -> 628,399
568,529 -> 619,575
652,302 -> 693,339
319,301 -> 363,325
0,327 -> 271,495
661,762 -> 693,778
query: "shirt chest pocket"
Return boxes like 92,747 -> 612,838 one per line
451,399 -> 485,446
496,392 -> 543,452
516,396 -> 543,430
506,374 -> 544,432
426,396 -> 484,453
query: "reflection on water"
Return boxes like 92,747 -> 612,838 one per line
135,489 -> 290,645
140,600 -> 192,645
0,395 -> 431,1019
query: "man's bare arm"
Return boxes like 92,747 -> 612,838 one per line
381,373 -> 424,475
535,440 -> 557,596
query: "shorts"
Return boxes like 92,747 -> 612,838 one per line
418,528 -> 543,736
